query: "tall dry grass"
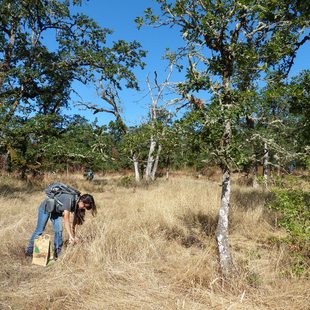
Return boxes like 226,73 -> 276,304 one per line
0,173 -> 309,309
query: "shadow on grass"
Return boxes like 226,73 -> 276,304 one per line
92,179 -> 108,186
0,183 -> 41,198
161,224 -> 206,249
231,188 -> 273,210
161,210 -> 218,249
181,210 -> 218,237
81,179 -> 109,193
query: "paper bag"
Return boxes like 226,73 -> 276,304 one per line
32,235 -> 52,266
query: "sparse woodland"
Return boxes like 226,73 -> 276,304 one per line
0,0 -> 309,309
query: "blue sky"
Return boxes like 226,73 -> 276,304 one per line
69,0 -> 310,127
71,0 -> 183,126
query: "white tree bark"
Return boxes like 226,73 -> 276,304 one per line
145,136 -> 156,181
263,141 -> 269,187
216,115 -> 233,277
144,66 -> 174,182
216,167 -> 233,277
133,155 -> 140,182
151,144 -> 162,181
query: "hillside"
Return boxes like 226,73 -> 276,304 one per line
0,174 -> 309,309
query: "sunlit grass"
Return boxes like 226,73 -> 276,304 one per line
0,173 -> 309,309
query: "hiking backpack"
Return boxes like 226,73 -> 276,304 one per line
45,182 -> 81,213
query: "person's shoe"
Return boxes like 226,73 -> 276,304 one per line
25,250 -> 33,257
47,257 -> 56,266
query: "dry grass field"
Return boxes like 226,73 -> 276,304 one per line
0,173 -> 309,309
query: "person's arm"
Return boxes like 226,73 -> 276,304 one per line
63,210 -> 75,244
72,216 -> 80,243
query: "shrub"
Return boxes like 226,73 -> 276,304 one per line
117,175 -> 136,188
268,189 -> 310,276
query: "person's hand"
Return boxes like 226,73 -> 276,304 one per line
74,237 -> 80,243
69,236 -> 75,245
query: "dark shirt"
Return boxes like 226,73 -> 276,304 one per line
54,193 -> 75,213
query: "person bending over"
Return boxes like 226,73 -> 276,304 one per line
25,186 -> 97,258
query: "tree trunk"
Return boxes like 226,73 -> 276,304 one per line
0,154 -> 9,171
166,168 -> 169,180
145,136 -> 156,181
165,157 -> 170,180
263,142 -> 269,187
252,160 -> 259,188
216,166 -> 233,277
151,144 -> 162,181
216,112 -> 234,277
133,155 -> 140,182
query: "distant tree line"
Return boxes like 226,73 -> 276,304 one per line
1,68 -> 309,179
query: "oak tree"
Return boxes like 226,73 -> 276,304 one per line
138,0 -> 309,276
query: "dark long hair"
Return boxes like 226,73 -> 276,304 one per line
73,194 -> 97,225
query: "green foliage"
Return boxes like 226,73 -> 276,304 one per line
138,0 -> 309,176
247,272 -> 262,288
288,70 -> 310,150
304,157 -> 310,172
167,110 -> 209,170
268,189 -> 310,275
117,175 -> 136,188
0,0 -> 146,125
0,0 -> 146,176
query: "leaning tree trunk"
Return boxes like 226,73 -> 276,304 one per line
145,136 -> 156,181
151,144 -> 162,181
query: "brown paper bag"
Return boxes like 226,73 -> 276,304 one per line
32,235 -> 52,266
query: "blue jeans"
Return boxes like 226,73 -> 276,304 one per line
26,199 -> 63,257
